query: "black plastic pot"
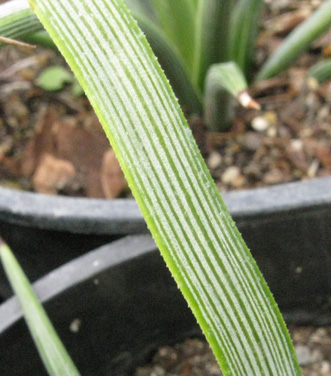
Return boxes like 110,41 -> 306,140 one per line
0,233 -> 330,376
0,176 -> 330,315
0,236 -> 200,376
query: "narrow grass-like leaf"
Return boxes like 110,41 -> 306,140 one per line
257,0 -> 331,81
0,241 -> 81,376
131,11 -> 202,114
0,0 -> 43,48
125,0 -> 157,23
23,30 -> 56,49
150,0 -> 196,75
204,62 -> 259,132
308,59 -> 331,84
230,0 -> 264,80
30,0 -> 302,375
193,0 -> 234,90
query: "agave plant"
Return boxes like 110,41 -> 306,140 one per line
1,0 -> 331,131
0,0 -> 304,375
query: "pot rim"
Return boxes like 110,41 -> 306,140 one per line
0,177 -> 330,234
0,235 -> 156,334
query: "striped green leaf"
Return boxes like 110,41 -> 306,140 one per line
0,241 -> 81,376
258,0 -> 331,81
124,0 -> 156,22
204,62 -> 259,132
130,11 -> 202,114
308,59 -> 331,84
193,0 -> 234,90
29,0 -> 301,375
230,0 -> 264,81
0,0 -> 43,47
150,0 -> 197,75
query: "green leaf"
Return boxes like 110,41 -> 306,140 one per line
37,65 -> 74,91
204,62 -> 259,132
193,0 -> 234,90
307,59 -> 331,84
125,0 -> 157,23
150,0 -> 197,74
258,0 -> 331,81
229,0 -> 264,81
71,78 -> 84,97
131,11 -> 202,114
0,0 -> 43,48
0,241 -> 81,376
30,0 -> 302,375
23,30 -> 57,49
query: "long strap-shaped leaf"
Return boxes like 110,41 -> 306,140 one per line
229,0 -> 264,81
193,0 -> 234,90
132,12 -> 202,114
30,0 -> 301,375
308,59 -> 331,84
150,0 -> 196,75
257,0 -> 331,80
0,241 -> 81,376
0,0 -> 42,47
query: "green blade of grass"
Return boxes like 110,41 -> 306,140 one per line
204,62 -> 259,132
229,0 -> 264,81
30,0 -> 302,375
150,0 -> 197,75
0,0 -> 43,48
257,0 -> 331,81
193,0 -> 234,90
130,11 -> 202,114
23,30 -> 56,49
0,241 -> 81,376
308,59 -> 331,84
124,0 -> 157,23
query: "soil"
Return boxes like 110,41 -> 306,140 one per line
0,0 -> 330,197
117,326 -> 331,376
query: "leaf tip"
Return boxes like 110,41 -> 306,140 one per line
238,90 -> 260,110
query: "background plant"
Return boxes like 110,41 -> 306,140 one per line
0,0 -> 303,375
1,0 -> 331,131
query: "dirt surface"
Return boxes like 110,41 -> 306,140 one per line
0,0 -> 330,197
117,326 -> 331,376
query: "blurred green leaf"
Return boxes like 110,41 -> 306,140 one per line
308,59 -> 331,84
258,0 -> 331,80
37,65 -> 73,91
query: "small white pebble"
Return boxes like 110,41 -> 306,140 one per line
69,318 -> 81,333
296,345 -> 312,366
252,116 -> 270,132
252,116 -> 269,131
295,266 -> 303,274
252,111 -> 277,132
207,151 -> 222,169
290,139 -> 303,151
307,159 -> 320,178
222,166 -> 240,184
320,361 -> 330,374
